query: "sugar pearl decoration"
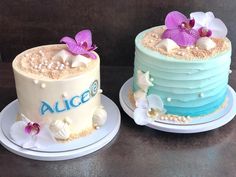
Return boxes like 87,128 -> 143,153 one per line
199,93 -> 204,98
229,69 -> 232,74
41,83 -> 46,88
62,92 -> 68,98
99,89 -> 103,94
33,80 -> 39,84
47,63 -> 53,69
167,97 -> 172,102
39,50 -> 44,55
59,65 -> 64,70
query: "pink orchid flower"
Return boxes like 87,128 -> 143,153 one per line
60,29 -> 97,59
162,11 -> 199,47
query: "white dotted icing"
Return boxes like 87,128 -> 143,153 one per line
62,92 -> 68,98
41,83 -> 46,88
199,93 -> 204,98
167,97 -> 172,102
33,80 -> 39,84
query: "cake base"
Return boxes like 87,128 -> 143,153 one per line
119,78 -> 236,133
0,94 -> 120,161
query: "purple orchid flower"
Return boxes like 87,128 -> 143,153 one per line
60,29 -> 97,59
162,11 -> 199,47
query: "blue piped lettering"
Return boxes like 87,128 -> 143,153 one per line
81,90 -> 90,103
70,96 -> 81,107
41,101 -> 54,115
54,101 -> 67,112
40,80 -> 99,116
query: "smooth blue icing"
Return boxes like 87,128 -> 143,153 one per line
133,27 -> 232,116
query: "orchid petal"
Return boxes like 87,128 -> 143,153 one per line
82,51 -> 97,59
10,121 -> 32,146
60,36 -> 77,46
147,94 -> 164,110
60,37 -> 86,55
133,108 -> 149,125
205,12 -> 215,22
165,11 -> 188,29
75,29 -> 92,47
135,98 -> 148,109
162,28 -> 199,47
190,12 -> 207,29
207,18 -> 228,38
34,126 -> 56,148
22,136 -> 37,149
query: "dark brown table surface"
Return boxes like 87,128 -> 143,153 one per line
0,63 -> 236,177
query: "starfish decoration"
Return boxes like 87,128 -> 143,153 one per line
137,70 -> 154,92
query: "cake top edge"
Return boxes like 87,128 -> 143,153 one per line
13,30 -> 100,80
138,11 -> 231,61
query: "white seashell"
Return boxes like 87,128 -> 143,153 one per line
92,106 -> 107,128
64,117 -> 72,125
156,39 -> 180,52
49,118 -> 72,140
196,37 -> 216,50
137,70 -> 154,92
133,90 -> 146,103
52,49 -> 71,63
71,55 -> 91,68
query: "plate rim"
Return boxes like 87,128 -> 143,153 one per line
119,77 -> 236,133
0,94 -> 121,161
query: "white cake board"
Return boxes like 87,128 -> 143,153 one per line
119,77 -> 236,133
0,94 -> 120,161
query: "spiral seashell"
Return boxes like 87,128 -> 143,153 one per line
49,117 -> 72,140
92,106 -> 107,129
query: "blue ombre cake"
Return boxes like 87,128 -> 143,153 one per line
132,12 -> 231,119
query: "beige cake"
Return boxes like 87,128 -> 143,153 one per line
12,44 -> 107,142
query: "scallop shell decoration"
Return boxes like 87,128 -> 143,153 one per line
92,106 -> 107,129
196,37 -> 216,50
52,49 -> 91,68
49,117 -> 72,140
156,39 -> 180,52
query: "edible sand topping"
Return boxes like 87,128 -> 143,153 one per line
142,26 -> 230,60
14,45 -> 98,80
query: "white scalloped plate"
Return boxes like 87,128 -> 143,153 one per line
0,94 -> 120,161
119,78 -> 236,133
